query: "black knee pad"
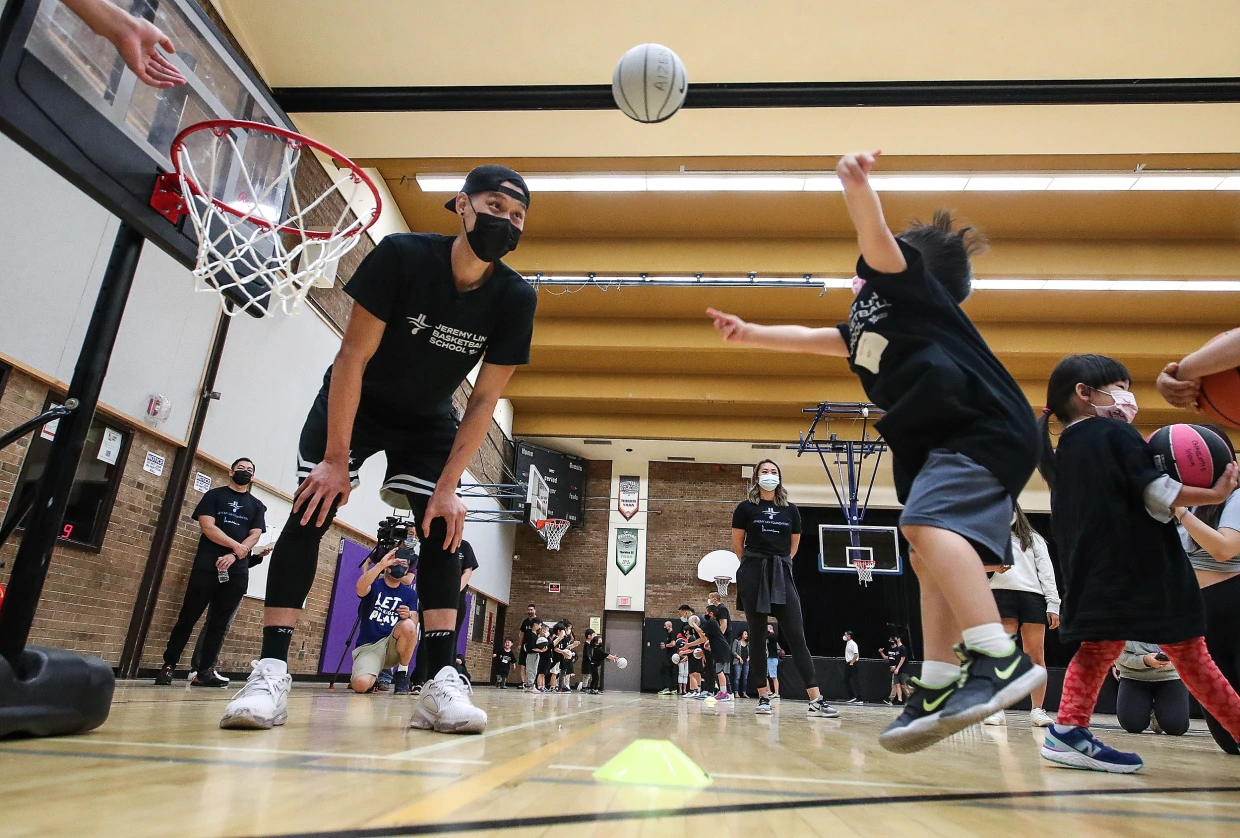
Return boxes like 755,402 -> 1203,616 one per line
414,515 -> 461,611
264,509 -> 332,608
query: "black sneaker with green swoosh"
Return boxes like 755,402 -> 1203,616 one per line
877,678 -> 960,754
939,642 -> 1046,732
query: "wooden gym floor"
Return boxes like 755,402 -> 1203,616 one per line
1,684 -> 1239,837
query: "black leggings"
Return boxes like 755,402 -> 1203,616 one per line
1201,574 -> 1240,754
265,494 -> 460,613
1116,678 -> 1190,736
163,571 -> 247,671
745,593 -> 818,691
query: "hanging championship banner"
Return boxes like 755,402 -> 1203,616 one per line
618,475 -> 640,520
616,528 -> 639,575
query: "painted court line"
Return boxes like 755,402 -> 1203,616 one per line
385,699 -> 639,760
547,764 -> 977,792
37,738 -> 491,766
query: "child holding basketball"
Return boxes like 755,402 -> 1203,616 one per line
1038,354 -> 1240,771
709,150 -> 1044,753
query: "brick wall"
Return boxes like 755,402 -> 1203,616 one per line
645,462 -> 746,620
0,368 -> 178,665
460,594 -> 502,682
507,460 -> 611,646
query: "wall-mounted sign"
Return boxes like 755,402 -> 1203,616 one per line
548,582 -> 560,594
617,596 -> 631,608
618,475 -> 640,520
142,451 -> 166,476
616,528 -> 639,575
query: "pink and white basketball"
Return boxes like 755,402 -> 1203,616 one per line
1147,424 -> 1235,488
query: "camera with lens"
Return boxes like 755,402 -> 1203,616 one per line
368,516 -> 418,574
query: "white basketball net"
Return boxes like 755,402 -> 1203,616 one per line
714,576 -> 731,597
174,124 -> 373,317
538,519 -> 571,551
854,559 -> 875,586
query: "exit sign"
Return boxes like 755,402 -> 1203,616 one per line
548,583 -> 560,593
617,596 -> 631,607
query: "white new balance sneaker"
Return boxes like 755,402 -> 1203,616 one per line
409,666 -> 487,734
219,659 -> 291,730
982,709 -> 1007,726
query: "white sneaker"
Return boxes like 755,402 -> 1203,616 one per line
409,666 -> 487,734
982,709 -> 1007,726
219,659 -> 291,730
1030,707 -> 1053,727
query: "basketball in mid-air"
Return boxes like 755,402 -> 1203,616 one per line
1147,423 -> 1235,488
612,43 -> 688,123
616,657 -> 629,669
1198,331 -> 1240,429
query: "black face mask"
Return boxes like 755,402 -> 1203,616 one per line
232,470 -> 252,486
464,200 -> 521,262
388,563 -> 408,579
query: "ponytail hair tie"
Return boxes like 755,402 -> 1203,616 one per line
1041,408 -> 1052,416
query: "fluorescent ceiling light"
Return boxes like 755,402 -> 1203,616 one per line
870,177 -> 969,192
416,172 -> 1240,194
965,177 -> 1053,192
1130,176 -> 1224,191
528,274 -> 1240,292
1045,177 -> 1137,191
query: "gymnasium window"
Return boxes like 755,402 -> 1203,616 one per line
471,595 -> 488,643
2,396 -> 132,551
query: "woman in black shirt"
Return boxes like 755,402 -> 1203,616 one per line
1037,353 -> 1240,772
731,459 -> 838,719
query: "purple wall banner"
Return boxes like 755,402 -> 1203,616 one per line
319,538 -> 374,675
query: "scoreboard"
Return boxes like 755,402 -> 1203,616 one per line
514,440 -> 586,528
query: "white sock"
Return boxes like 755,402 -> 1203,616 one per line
920,660 -> 962,689
961,623 -> 1015,657
396,665 -> 408,673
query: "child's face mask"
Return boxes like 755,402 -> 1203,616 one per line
1090,387 -> 1138,424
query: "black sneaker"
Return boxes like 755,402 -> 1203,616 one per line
191,668 -> 229,688
393,671 -> 411,695
878,678 -> 959,754
154,665 -> 174,686
940,642 -> 1046,731
755,695 -> 773,715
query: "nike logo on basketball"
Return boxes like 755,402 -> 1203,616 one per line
922,692 -> 950,712
995,659 -> 1021,680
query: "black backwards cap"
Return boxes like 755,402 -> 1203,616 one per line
444,164 -> 530,211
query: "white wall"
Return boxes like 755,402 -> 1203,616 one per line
0,134 -> 218,440
460,469 -> 516,603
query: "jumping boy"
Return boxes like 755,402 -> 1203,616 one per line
708,150 -> 1044,753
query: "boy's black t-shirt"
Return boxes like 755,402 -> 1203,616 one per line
338,233 -> 538,417
495,650 -> 517,669
522,629 -> 540,654
701,618 -> 728,661
889,644 -> 908,669
731,500 -> 802,556
1051,418 -> 1205,643
191,487 -> 267,577
836,240 -> 1038,503
457,540 -> 479,574
766,635 -> 782,659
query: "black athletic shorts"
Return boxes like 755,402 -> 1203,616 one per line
992,589 -> 1047,625
296,387 -> 458,511
689,651 -> 705,674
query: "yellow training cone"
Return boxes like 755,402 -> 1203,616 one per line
592,739 -> 712,788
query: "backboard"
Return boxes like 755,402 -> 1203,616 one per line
525,464 -> 550,529
818,525 -> 902,576
697,549 -> 739,584
0,0 -> 296,314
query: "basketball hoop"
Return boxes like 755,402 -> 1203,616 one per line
713,576 -> 732,597
535,518 -> 571,551
854,559 -> 876,586
152,119 -> 381,317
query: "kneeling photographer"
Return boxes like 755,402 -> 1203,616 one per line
351,548 -> 419,694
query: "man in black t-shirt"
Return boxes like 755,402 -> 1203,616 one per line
658,620 -> 678,695
521,618 -> 544,690
517,603 -> 538,684
223,166 -> 537,735
158,458 -> 266,688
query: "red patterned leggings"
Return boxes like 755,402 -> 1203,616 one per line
1057,637 -> 1240,738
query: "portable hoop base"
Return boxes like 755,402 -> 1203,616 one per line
854,560 -> 876,586
536,519 -> 571,551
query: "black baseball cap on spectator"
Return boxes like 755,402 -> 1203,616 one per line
444,164 -> 530,211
